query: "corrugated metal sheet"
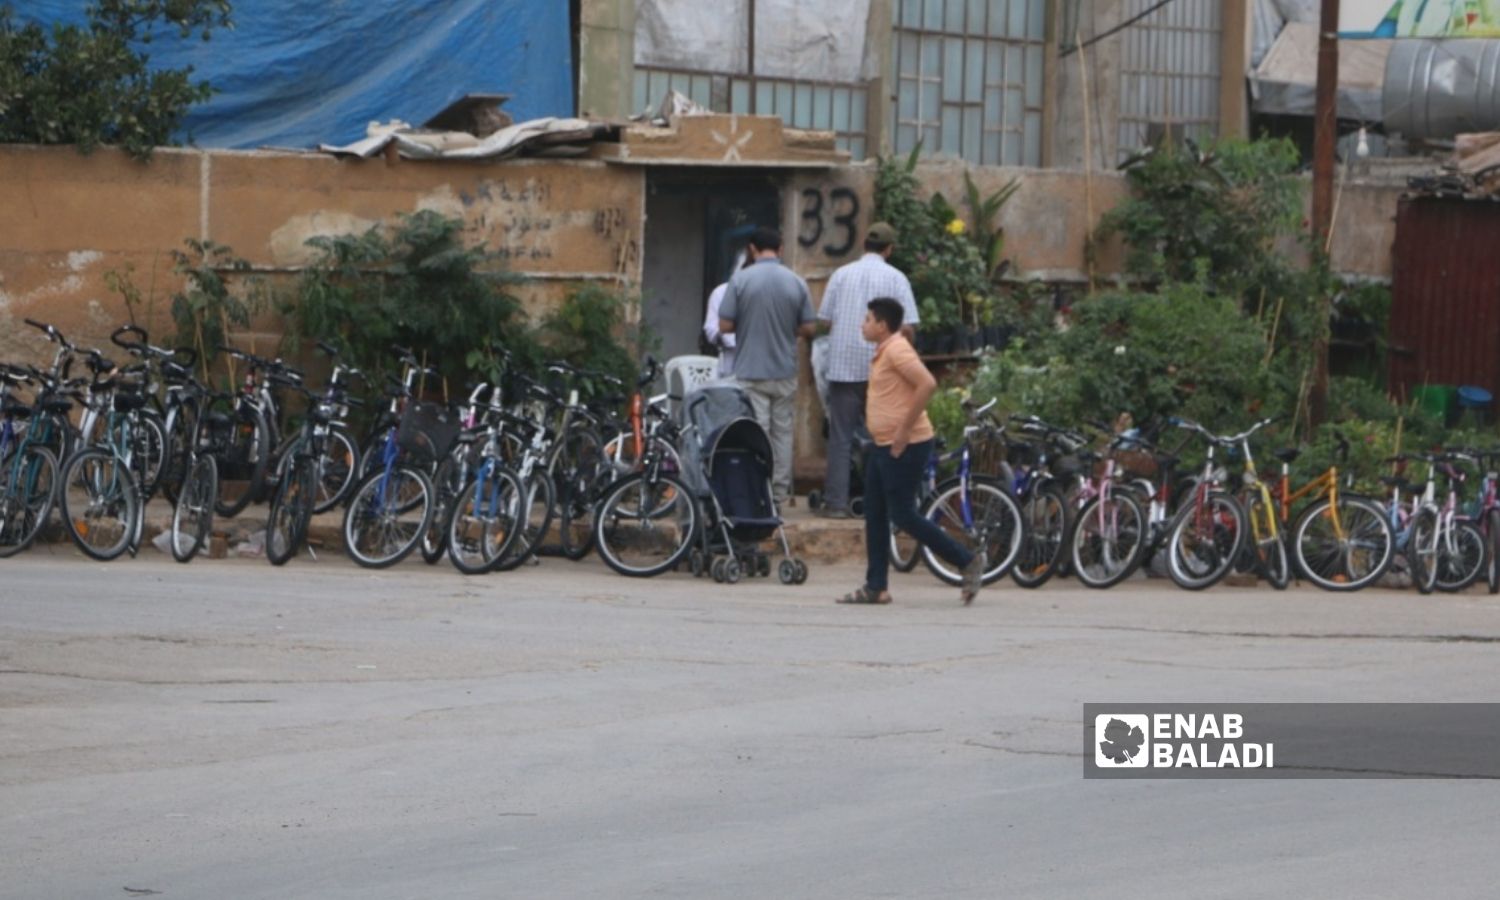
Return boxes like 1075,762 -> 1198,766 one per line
1388,197 -> 1500,403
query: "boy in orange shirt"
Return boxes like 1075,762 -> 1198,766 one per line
838,298 -> 985,605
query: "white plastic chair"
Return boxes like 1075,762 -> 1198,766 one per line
664,354 -> 722,419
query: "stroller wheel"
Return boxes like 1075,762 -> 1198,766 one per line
793,559 -> 809,584
723,558 -> 742,584
778,559 -> 798,584
690,548 -> 707,578
807,490 -> 822,510
757,555 -> 770,578
711,557 -> 727,583
849,497 -> 864,517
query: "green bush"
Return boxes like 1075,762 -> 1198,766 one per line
535,284 -> 656,393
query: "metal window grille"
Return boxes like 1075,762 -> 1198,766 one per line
633,66 -> 870,160
892,0 -> 1048,166
1116,0 -> 1222,161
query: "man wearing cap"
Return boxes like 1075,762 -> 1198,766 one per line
813,222 -> 919,518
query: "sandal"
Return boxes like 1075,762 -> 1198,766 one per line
837,586 -> 891,605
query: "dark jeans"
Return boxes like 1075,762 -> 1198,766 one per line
823,381 -> 867,511
864,439 -> 974,592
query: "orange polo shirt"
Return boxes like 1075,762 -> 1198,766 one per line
866,333 -> 935,447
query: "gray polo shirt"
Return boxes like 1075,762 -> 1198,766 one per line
719,258 -> 815,381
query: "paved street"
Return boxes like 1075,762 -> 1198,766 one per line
4,550 -> 1500,898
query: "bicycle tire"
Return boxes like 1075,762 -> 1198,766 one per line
1408,507 -> 1439,595
1436,518 -> 1485,593
171,454 -> 217,563
215,406 -> 270,518
1242,490 -> 1290,590
1165,490 -> 1246,590
0,445 -> 58,558
133,409 -> 168,501
446,465 -> 525,575
1291,496 -> 1394,591
594,472 -> 698,577
312,427 -> 360,514
552,427 -> 606,561
266,457 -> 316,566
1488,509 -> 1500,595
59,447 -> 139,561
891,524 -> 921,572
491,472 -> 555,572
1071,491 -> 1148,589
1012,484 -> 1069,588
421,454 -> 464,565
918,476 -> 1025,586
158,403 -> 197,505
342,466 -> 434,569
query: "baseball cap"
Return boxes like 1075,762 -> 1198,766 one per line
867,221 -> 898,245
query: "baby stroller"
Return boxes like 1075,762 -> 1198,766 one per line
679,384 -> 809,584
805,336 -> 866,515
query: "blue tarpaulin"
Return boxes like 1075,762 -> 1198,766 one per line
18,1 -> 573,150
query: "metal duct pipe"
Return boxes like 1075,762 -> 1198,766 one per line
1383,40 -> 1500,139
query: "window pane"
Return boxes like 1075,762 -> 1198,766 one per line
756,81 -> 774,115
1002,129 -> 1021,165
633,70 -> 648,117
924,124 -> 941,152
1006,41 -> 1024,83
983,130 -> 1001,165
967,0 -> 988,34
690,75 -> 712,108
943,37 -> 964,102
1004,87 -> 1022,130
1025,45 -> 1043,107
965,39 -> 985,102
963,106 -> 982,162
1027,0 -> 1046,40
1008,0 -> 1026,39
946,0 -> 965,31
1025,111 -> 1042,165
986,43 -> 1004,87
921,35 -> 942,76
731,79 -> 750,113
899,32 -> 920,78
833,87 -> 852,132
941,106 -> 962,153
897,123 -> 919,153
921,81 -> 940,122
851,89 -> 867,131
984,86 -> 1002,123
794,83 -> 813,128
812,86 -> 832,130
924,0 -> 944,30
775,81 -> 793,117
989,0 -> 1008,36
849,137 -> 867,160
901,0 -> 922,27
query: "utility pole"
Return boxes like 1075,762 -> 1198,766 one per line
1308,0 -> 1340,426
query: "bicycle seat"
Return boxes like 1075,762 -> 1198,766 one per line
1380,475 -> 1417,492
1274,448 -> 1300,463
38,395 -> 73,415
203,411 -> 232,428
113,392 -> 148,412
1154,453 -> 1180,468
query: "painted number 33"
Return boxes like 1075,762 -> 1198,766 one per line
798,187 -> 860,257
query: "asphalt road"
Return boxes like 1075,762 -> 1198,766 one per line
4,549 -> 1499,899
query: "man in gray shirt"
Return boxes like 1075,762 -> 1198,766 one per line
719,226 -> 816,504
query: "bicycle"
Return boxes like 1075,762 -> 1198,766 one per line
443,383 -> 526,575
1005,415 -> 1089,588
1381,456 -> 1439,594
1066,430 -> 1149,589
593,390 -> 698,577
265,372 -> 351,566
1411,452 -> 1486,593
58,357 -> 155,560
911,399 -> 1026,586
0,365 -> 60,557
1265,434 -> 1394,591
166,375 -> 234,563
1162,419 -> 1250,590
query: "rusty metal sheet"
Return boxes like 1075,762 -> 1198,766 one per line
1388,196 -> 1500,404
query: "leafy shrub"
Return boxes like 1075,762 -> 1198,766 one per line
535,284 -> 656,392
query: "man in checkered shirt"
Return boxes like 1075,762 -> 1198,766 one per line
815,222 -> 919,518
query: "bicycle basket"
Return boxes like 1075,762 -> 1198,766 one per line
397,401 -> 461,464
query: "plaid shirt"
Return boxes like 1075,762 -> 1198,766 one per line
817,253 -> 920,383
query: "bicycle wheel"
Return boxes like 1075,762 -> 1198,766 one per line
918,476 -> 1025,585
215,407 -> 270,518
1071,491 -> 1148,589
312,427 -> 360,514
1487,509 -> 1500,595
1435,518 -> 1485,593
1291,496 -> 1394,591
594,472 -> 698,577
0,445 -> 58,558
1408,508 -> 1439,595
1012,485 -> 1069,588
492,473 -> 555,572
266,457 -> 316,566
342,466 -> 434,569
891,524 -> 921,572
446,465 -> 525,575
1164,490 -> 1246,590
170,454 -> 217,563
133,409 -> 168,501
60,448 -> 138,561
1242,490 -> 1290,589
553,428 -> 607,561
158,404 -> 197,505
421,454 -> 464,565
